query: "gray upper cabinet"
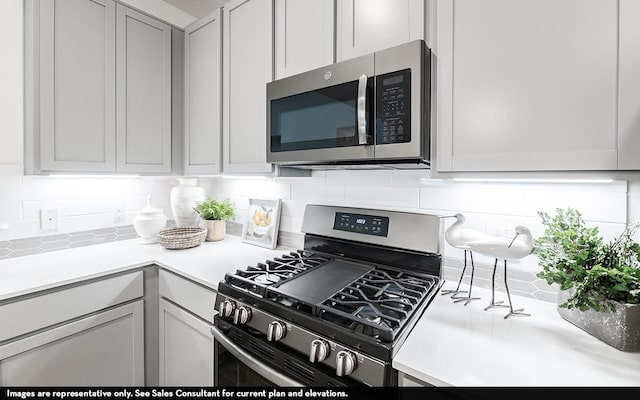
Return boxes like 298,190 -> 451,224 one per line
274,0 -> 335,79
184,9 -> 222,175
435,0 -> 618,172
337,0 -> 425,62
29,0 -> 173,175
39,0 -> 116,172
223,0 -> 275,174
116,5 -> 172,173
618,0 -> 640,170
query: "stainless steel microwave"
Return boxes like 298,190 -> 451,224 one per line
266,39 -> 431,169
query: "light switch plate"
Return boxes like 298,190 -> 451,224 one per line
41,208 -> 59,231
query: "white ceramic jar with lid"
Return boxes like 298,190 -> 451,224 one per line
134,195 -> 168,244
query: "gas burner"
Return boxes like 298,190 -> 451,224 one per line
223,250 -> 333,297
318,267 -> 438,342
254,274 -> 281,285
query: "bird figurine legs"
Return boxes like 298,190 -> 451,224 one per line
452,251 -> 481,306
483,258 -> 509,311
502,259 -> 530,319
440,249 -> 469,297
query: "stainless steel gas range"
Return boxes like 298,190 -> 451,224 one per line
212,205 -> 444,387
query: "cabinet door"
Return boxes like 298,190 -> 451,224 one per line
618,0 -> 640,170
184,9 -> 222,175
159,299 -> 214,386
274,0 -> 334,79
435,0 -> 618,172
39,0 -> 116,172
223,0 -> 274,174
337,0 -> 424,61
0,301 -> 144,386
116,5 -> 172,173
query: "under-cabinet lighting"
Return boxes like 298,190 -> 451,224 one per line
48,174 -> 141,179
451,178 -> 614,184
220,175 -> 272,180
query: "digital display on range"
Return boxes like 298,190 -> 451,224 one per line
333,212 -> 389,237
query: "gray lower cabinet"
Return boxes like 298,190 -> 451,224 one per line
158,299 -> 214,386
397,371 -> 433,387
0,271 -> 145,386
158,269 -> 216,386
0,301 -> 144,386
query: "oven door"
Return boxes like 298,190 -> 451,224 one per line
212,318 -> 352,387
267,54 -> 375,164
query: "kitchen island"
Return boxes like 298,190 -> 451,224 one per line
1,238 -> 639,386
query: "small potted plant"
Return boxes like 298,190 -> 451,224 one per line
533,208 -> 640,351
193,197 -> 236,241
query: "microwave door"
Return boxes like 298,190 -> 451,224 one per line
267,54 -> 374,164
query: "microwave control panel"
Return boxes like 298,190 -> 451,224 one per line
333,212 -> 389,237
376,69 -> 411,144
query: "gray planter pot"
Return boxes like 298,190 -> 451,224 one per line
557,289 -> 640,352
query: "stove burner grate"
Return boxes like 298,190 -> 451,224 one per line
318,268 -> 438,342
223,250 -> 332,297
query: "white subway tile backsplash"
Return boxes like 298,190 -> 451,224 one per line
521,189 -> 626,223
0,202 -> 21,222
217,179 -> 291,200
345,186 -> 419,208
391,170 -> 430,186
326,170 -> 393,186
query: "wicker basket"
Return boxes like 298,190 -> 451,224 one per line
156,227 -> 207,249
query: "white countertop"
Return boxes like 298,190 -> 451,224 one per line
0,235 -> 288,301
2,239 -> 639,386
393,281 -> 640,386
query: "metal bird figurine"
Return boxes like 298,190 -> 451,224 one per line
442,213 -> 490,305
465,226 -> 533,319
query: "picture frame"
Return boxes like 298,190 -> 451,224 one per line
241,198 -> 282,249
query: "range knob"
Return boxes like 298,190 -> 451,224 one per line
219,300 -> 236,319
233,306 -> 252,325
309,339 -> 330,363
266,321 -> 287,342
335,350 -> 357,377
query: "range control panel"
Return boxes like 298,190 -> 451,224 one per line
376,68 -> 411,144
333,212 -> 389,237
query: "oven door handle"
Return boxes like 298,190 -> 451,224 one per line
357,74 -> 370,145
211,326 -> 305,387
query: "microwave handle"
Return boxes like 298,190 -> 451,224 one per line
357,74 -> 369,145
211,326 -> 305,387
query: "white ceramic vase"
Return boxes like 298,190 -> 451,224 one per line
133,195 -> 167,244
170,178 -> 205,227
202,219 -> 226,241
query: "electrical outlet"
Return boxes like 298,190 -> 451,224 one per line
113,204 -> 125,224
40,208 -> 59,231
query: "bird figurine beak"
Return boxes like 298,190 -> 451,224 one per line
507,232 -> 521,248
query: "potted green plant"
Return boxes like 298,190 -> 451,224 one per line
193,197 -> 236,241
533,208 -> 640,352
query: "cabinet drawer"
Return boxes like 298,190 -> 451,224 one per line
0,270 -> 143,342
159,269 -> 216,323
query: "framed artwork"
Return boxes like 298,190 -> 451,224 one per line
241,198 -> 282,249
